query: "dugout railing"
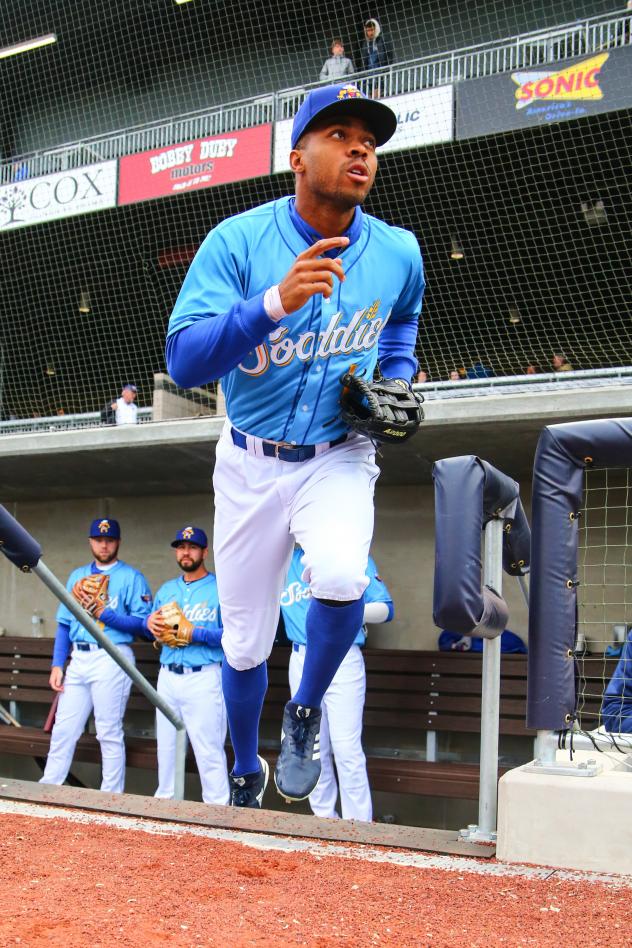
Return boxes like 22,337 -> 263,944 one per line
1,9 -> 629,185
433,456 -> 530,840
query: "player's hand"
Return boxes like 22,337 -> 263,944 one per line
278,237 -> 349,313
49,666 -> 64,692
147,610 -> 169,638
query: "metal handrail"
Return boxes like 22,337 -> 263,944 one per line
1,10 -> 629,185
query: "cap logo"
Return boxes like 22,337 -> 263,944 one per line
182,527 -> 195,539
337,86 -> 363,100
98,520 -> 110,534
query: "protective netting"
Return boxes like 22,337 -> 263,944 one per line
0,0 -> 630,423
575,467 -> 632,736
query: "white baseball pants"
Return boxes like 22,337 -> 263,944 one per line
289,643 -> 372,821
154,663 -> 230,805
39,645 -> 134,793
213,426 -> 379,671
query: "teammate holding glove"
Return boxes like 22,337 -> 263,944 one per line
40,519 -> 153,792
166,83 -> 424,808
146,527 -> 229,806
281,547 -> 393,820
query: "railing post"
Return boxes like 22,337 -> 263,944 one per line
477,517 -> 503,839
460,516 -> 504,843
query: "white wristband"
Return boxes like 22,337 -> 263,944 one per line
263,285 -> 288,322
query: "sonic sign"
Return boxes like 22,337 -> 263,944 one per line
457,46 -> 632,139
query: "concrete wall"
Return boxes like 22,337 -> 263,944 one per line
0,483 -> 530,647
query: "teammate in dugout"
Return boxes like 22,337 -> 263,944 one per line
166,83 -> 424,808
281,547 -> 393,821
40,519 -> 153,793
146,527 -> 230,805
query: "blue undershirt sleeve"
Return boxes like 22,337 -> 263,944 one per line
166,294 -> 276,387
378,235 -> 425,382
51,622 -> 72,668
99,609 -> 147,637
191,626 -> 223,648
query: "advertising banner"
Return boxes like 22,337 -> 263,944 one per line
0,161 -> 117,232
457,45 -> 632,140
273,85 -> 453,173
118,124 -> 272,205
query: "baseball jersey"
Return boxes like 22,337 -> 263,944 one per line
280,549 -> 394,646
601,630 -> 632,733
166,196 -> 424,444
153,572 -> 223,667
57,561 -> 153,646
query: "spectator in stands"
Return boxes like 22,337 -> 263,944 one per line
525,362 -> 543,375
361,19 -> 391,71
551,352 -> 573,372
415,369 -> 429,383
319,39 -> 355,81
12,162 -> 28,182
360,19 -> 391,96
448,370 -> 461,381
601,627 -> 632,733
466,361 -> 493,379
110,384 -> 138,425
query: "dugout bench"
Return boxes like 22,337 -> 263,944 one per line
0,636 -> 613,801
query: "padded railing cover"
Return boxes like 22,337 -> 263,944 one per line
527,418 -> 632,729
433,456 -> 530,637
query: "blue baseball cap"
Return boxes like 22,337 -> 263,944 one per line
89,518 -> 120,539
291,84 -> 397,149
171,526 -> 208,548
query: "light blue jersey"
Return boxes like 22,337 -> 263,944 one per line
57,561 -> 152,646
167,197 -> 424,443
153,572 -> 223,667
280,550 -> 394,646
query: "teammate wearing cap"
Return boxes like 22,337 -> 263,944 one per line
146,527 -> 230,806
281,546 -> 393,820
40,519 -> 153,792
166,84 -> 424,808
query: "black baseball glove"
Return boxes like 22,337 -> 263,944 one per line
339,373 -> 424,444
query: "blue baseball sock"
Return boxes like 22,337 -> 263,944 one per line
292,597 -> 364,709
222,659 -> 267,777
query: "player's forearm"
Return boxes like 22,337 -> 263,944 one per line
99,609 -> 148,637
191,626 -> 223,648
166,294 -> 277,387
51,622 -> 72,667
378,317 -> 419,381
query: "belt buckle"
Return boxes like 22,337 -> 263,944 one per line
270,440 -> 293,458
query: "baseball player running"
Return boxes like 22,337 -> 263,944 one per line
146,527 -> 230,805
40,519 -> 153,792
166,83 -> 424,808
281,547 -> 393,820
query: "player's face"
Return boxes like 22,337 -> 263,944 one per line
297,116 -> 378,210
175,542 -> 207,573
89,537 -> 120,564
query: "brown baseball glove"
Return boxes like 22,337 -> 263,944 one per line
151,601 -> 194,649
72,573 -> 109,616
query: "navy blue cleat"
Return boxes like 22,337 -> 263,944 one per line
274,701 -> 322,802
229,755 -> 269,808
